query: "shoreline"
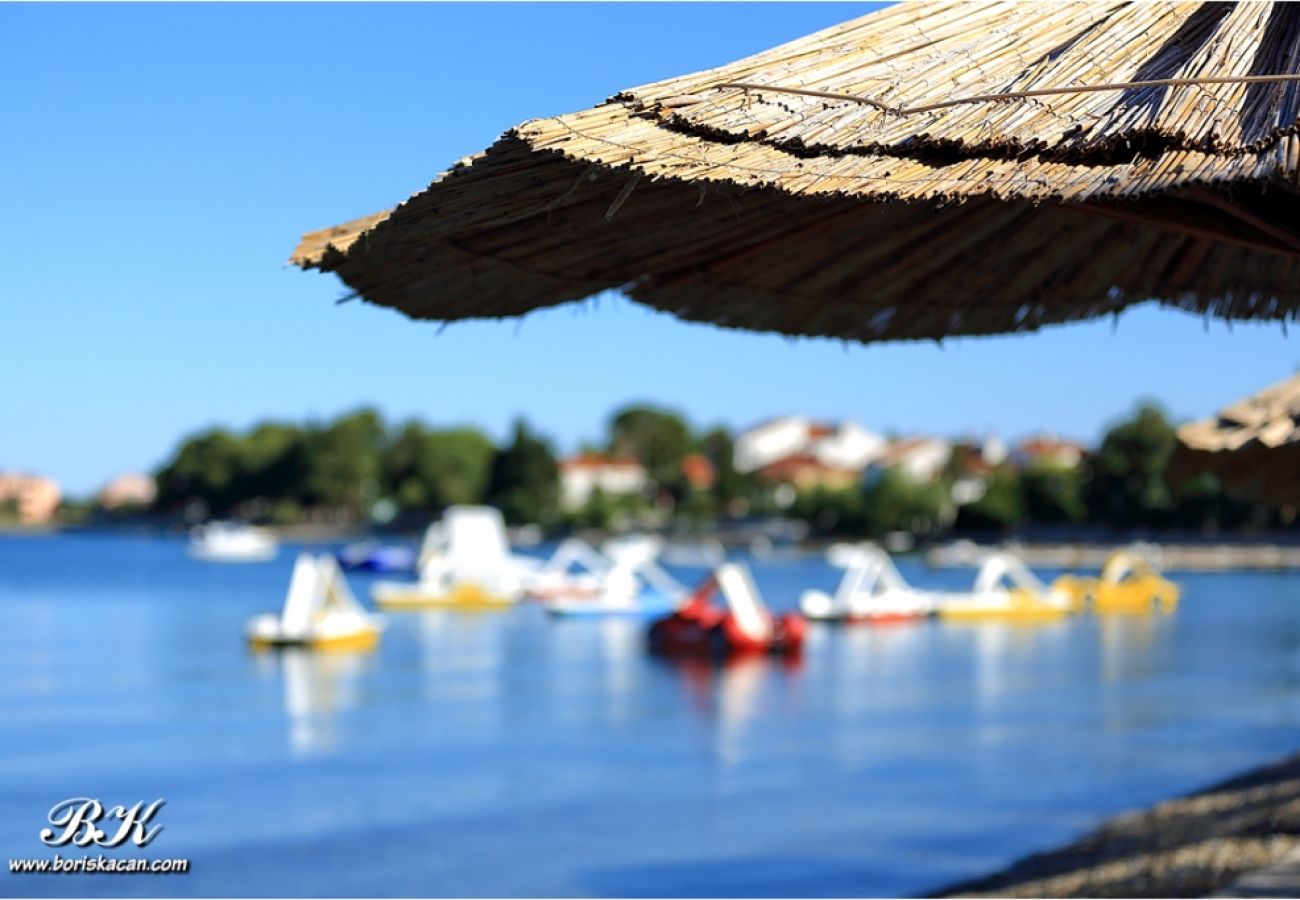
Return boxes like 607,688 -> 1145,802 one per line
927,541 -> 1300,573
934,751 -> 1300,898
6,525 -> 1300,570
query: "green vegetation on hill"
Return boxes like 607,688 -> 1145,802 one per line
146,402 -> 1288,537
154,410 -> 511,525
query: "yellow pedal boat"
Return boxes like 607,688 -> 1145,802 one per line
1054,550 -> 1180,615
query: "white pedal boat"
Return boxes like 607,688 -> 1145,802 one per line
934,552 -> 1080,622
247,554 -> 382,651
536,536 -> 685,618
800,544 -> 935,623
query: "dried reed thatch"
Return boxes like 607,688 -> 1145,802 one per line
1172,373 -> 1300,506
293,2 -> 1300,343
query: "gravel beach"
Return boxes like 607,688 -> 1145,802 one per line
936,753 -> 1300,898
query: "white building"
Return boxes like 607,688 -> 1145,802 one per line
814,421 -> 887,470
980,434 -> 1008,467
869,437 -> 952,483
558,454 -> 647,511
733,417 -> 815,474
734,417 -> 885,474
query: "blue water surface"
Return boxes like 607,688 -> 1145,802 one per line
2,533 -> 1297,897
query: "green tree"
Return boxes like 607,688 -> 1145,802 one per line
793,486 -> 867,536
301,409 -> 387,518
1086,403 -> 1176,528
1169,471 -> 1254,533
233,422 -> 309,504
954,469 -> 1023,533
573,487 -> 615,531
154,428 -> 244,516
1020,461 -> 1086,524
485,419 -> 559,525
608,404 -> 693,494
385,422 -> 495,512
862,469 -> 948,537
699,426 -> 753,514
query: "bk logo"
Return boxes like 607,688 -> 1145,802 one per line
40,798 -> 166,848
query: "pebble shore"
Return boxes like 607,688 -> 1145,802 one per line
936,753 -> 1300,898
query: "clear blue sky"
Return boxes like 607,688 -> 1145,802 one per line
3,3 -> 1296,496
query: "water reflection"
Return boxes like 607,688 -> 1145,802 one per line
715,656 -> 777,765
658,654 -> 804,765
1098,613 -> 1162,684
839,620 -> 930,675
415,611 -> 505,704
266,649 -> 372,757
7,536 -> 1300,898
534,615 -> 647,726
952,619 -> 1071,709
596,618 -> 645,723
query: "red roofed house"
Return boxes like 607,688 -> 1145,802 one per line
558,453 -> 647,511
680,453 -> 716,492
1015,434 -> 1087,469
868,437 -> 952,483
755,454 -> 861,493
734,416 -> 885,474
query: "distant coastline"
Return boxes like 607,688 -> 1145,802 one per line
7,523 -> 1300,571
11,400 -> 1297,549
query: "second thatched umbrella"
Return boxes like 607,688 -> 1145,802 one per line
293,1 -> 1300,343
1172,373 -> 1300,507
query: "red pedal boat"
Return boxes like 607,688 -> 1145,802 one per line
648,563 -> 805,657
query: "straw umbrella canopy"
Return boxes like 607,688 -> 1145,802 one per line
1172,373 -> 1300,506
292,2 -> 1300,343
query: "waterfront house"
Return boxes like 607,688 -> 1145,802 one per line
866,437 -> 952,485
558,454 -> 647,511
754,453 -> 862,493
1014,434 -> 1087,469
99,472 -> 158,510
734,417 -> 884,475
0,472 -> 61,524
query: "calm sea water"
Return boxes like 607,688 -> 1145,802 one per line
2,532 -> 1298,898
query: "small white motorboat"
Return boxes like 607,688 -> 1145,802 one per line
188,521 -> 278,563
247,554 -> 382,651
537,536 -> 685,618
800,544 -> 935,624
372,506 -> 538,611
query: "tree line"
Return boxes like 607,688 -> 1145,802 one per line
152,411 -> 554,527
143,402 -> 1291,537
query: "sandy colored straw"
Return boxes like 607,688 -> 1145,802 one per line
1172,373 -> 1300,507
292,1 -> 1300,344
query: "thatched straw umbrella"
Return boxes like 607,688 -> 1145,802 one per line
292,2 -> 1300,343
1172,373 -> 1300,506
